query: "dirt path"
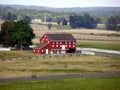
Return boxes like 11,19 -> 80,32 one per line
0,72 -> 120,83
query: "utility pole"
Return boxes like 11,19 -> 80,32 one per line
44,12 -> 46,24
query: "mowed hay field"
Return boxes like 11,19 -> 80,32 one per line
77,41 -> 120,50
0,54 -> 120,79
31,24 -> 120,43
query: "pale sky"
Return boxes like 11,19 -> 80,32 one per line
0,0 -> 120,8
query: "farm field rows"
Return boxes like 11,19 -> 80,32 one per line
31,24 -> 120,43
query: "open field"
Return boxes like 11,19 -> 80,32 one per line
31,24 -> 120,51
0,77 -> 120,90
77,41 -> 120,51
0,51 -> 120,79
31,24 -> 120,43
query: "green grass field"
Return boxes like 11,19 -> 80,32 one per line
0,77 -> 120,90
77,41 -> 120,51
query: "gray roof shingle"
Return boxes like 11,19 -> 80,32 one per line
46,34 -> 76,42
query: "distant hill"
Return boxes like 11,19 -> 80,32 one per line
0,4 -> 120,13
0,4 -> 120,23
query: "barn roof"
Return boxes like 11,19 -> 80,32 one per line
34,43 -> 48,49
46,34 -> 76,42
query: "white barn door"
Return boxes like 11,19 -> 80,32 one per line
46,49 -> 48,54
61,45 -> 65,54
62,45 -> 65,50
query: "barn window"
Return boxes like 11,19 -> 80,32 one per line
34,50 -> 35,52
42,49 -> 44,52
60,42 -> 62,44
69,42 -> 71,44
52,45 -> 54,47
48,41 -> 49,43
66,42 -> 67,44
73,42 -> 75,44
69,45 -> 71,47
56,45 -> 58,47
73,45 -> 75,47
38,50 -> 39,52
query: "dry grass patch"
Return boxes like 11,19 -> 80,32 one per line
0,56 -> 120,79
0,50 -> 39,59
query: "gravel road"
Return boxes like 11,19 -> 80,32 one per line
0,72 -> 120,83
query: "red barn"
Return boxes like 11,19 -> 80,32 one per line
33,34 -> 76,54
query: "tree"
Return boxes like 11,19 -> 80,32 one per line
22,15 -> 31,23
2,12 -> 17,21
106,16 -> 120,31
0,21 -> 14,47
0,20 -> 35,50
69,14 -> 97,29
47,23 -> 52,29
56,17 -> 63,25
62,18 -> 68,25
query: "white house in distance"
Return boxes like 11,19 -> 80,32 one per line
31,18 -> 42,23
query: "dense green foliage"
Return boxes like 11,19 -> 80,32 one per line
69,14 -> 97,29
0,20 -> 35,49
106,16 -> 120,31
0,77 -> 120,90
